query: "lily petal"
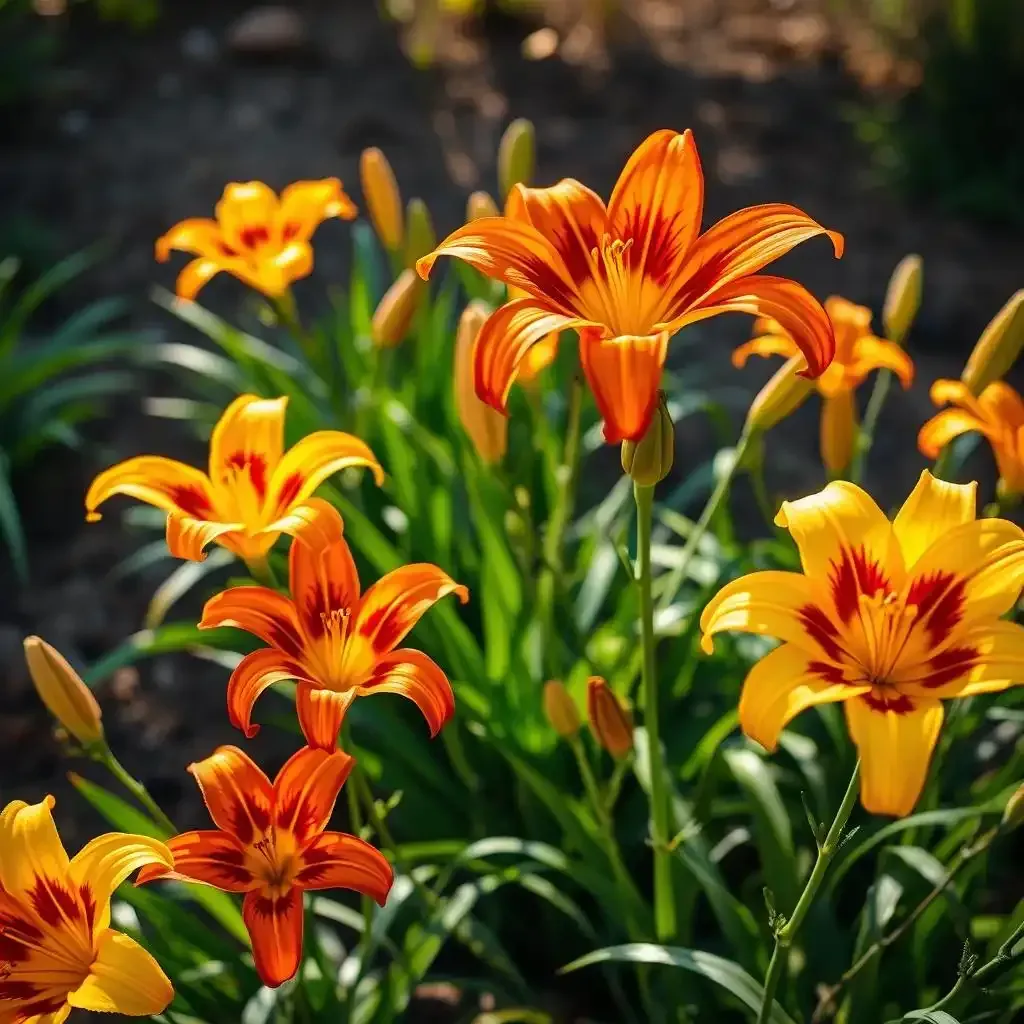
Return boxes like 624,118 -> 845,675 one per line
208,394 -> 287,492
166,514 -> 244,562
274,747 -> 355,843
188,747 -> 274,847
847,336 -> 914,388
296,685 -> 356,751
277,178 -> 357,244
68,930 -> 173,1016
135,830 -> 253,892
358,649 -> 455,737
200,586 -> 306,660
156,218 -> 224,261
918,408 -> 990,459
0,797 -> 69,901
243,887 -> 304,989
175,258 -> 225,300
216,181 -> 280,253
979,380 -> 1024,425
227,648 -> 310,739
296,832 -> 393,904
731,333 -> 799,367
820,391 -> 857,476
86,456 -> 216,524
893,471 -> 977,569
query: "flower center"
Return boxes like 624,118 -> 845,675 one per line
854,590 -> 919,685
312,609 -> 375,692
577,234 -> 656,337
248,829 -> 297,897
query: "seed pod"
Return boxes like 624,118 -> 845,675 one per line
586,677 -> 633,758
882,254 -> 923,345
498,118 -> 536,200
360,147 -> 405,254
24,635 -> 103,747
621,392 -> 674,487
371,268 -> 424,348
543,680 -> 580,739
961,290 -> 1024,395
404,198 -> 437,270
744,354 -> 814,435
466,190 -> 500,222
455,300 -> 507,462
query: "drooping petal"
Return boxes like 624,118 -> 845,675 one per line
166,514 -> 244,562
85,457 -> 216,524
199,586 -> 306,659
227,648 -> 311,739
820,391 -> 857,477
67,930 -> 173,1016
731,333 -> 799,367
579,328 -> 669,443
979,380 -> 1024,427
845,692 -> 944,817
358,649 -> 455,737
355,564 -> 469,655
208,395 -> 288,494
295,684 -> 356,751
738,644 -> 867,752
265,497 -> 347,549
188,747 -> 274,847
931,379 -> 986,416
296,832 -> 393,904
156,218 -> 225,261
243,887 -> 304,989
607,128 -> 704,288
277,178 -> 357,244
136,830 -> 254,892
256,242 -> 314,295
892,471 -> 977,570
215,182 -> 280,254
847,336 -> 915,388
917,408 -> 990,459
0,797 -> 69,901
175,258 -> 225,300
273,747 -> 355,843
265,432 -> 384,520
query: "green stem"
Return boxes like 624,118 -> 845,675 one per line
244,554 -> 281,589
757,762 -> 861,1024
98,748 -> 177,837
272,291 -> 318,366
849,369 -> 894,483
635,481 -> 675,942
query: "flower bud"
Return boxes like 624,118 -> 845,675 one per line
498,118 -> 535,200
24,635 -> 103,747
371,268 -> 424,348
360,147 -> 405,255
1002,782 -> 1024,830
455,300 -> 507,463
543,680 -> 580,738
882,254 -> 923,345
586,677 -> 633,758
404,198 -> 437,270
744,354 -> 814,434
621,392 -> 674,486
466,190 -> 500,222
961,290 -> 1024,395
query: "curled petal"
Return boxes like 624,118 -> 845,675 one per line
848,337 -> 915,389
227,649 -> 310,739
259,242 -> 314,295
820,391 -> 857,477
188,746 -> 274,847
175,257 -> 225,300
917,408 -> 989,459
731,334 -> 798,368
216,181 -> 280,252
931,378 -> 985,414
359,649 -> 455,737
86,456 -> 216,524
296,831 -> 393,904
0,796 -> 69,901
243,887 -> 304,989
278,178 -> 357,244
166,514 -> 243,562
979,380 -> 1024,425
135,830 -> 253,893
208,394 -> 287,491
892,471 -> 977,570
274,747 -> 355,843
579,329 -> 669,443
199,586 -> 306,659
270,496 -> 347,549
296,685 -> 356,751
68,930 -> 173,1016
156,218 -> 224,261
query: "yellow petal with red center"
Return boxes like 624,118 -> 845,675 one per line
277,178 -> 357,245
820,391 -> 857,476
416,216 -> 580,313
358,649 -> 455,737
579,329 -> 669,443
216,182 -> 280,253
257,241 -> 314,295
775,480 -> 904,626
227,648 -> 311,739
845,692 -> 944,817
209,394 -> 287,493
667,275 -> 836,380
731,333 -> 799,368
243,887 -> 304,989
472,298 -> 588,411
606,128 -> 704,289
264,431 -> 383,522
86,456 -> 216,524
166,514 -> 244,562
738,643 -> 867,752
296,832 -> 393,904
892,471 -> 977,570
0,796 -> 69,901
67,930 -> 173,1016
918,408 -> 990,459
155,218 -> 224,261
355,563 -> 469,654
136,830 -> 255,892
188,746 -> 274,848
175,257 -> 225,300
200,585 -> 306,658
269,496 -> 347,549
516,331 -> 559,384
296,685 -> 356,751
273,747 -> 354,843
847,336 -> 915,389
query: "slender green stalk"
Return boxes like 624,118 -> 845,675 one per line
245,553 -> 280,589
97,747 -> 177,836
757,762 -> 861,1024
634,482 -> 675,941
849,369 -> 894,483
272,291 -> 319,366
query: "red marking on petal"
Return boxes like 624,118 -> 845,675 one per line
907,571 -> 965,647
275,472 -> 304,511
829,545 -> 889,623
170,483 -> 214,519
798,605 -> 844,661
28,879 -> 81,928
0,930 -> 28,964
807,659 -> 849,686
240,225 -> 270,250
861,690 -> 914,714
225,450 -> 268,498
0,980 -> 42,1001
283,221 -> 300,242
79,884 -> 97,933
920,645 -> 979,689
0,911 -> 42,945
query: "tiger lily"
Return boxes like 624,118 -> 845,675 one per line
700,470 -> 1024,816
417,128 -> 843,443
733,295 -> 914,474
919,379 -> 1024,498
85,394 -> 383,565
0,797 -> 173,1023
199,499 -> 467,750
157,179 -> 356,299
137,745 -> 392,988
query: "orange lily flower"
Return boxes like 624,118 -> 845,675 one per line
199,499 -> 468,750
85,394 -> 383,565
0,796 -> 173,1022
417,129 -> 843,443
734,296 -> 914,474
701,470 -> 1024,816
919,379 -> 1024,496
137,745 -> 392,988
157,179 -> 357,300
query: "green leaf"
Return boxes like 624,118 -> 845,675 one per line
560,943 -> 798,1024
0,452 -> 28,582
145,548 -> 234,628
901,1013 -> 962,1023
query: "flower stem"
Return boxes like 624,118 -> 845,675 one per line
97,747 -> 177,837
634,481 -> 675,941
757,762 -> 861,1024
849,369 -> 894,483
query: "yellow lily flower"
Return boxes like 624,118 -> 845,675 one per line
701,470 -> 1024,817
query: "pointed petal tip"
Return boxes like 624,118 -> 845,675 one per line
415,253 -> 436,280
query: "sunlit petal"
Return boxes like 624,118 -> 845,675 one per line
208,394 -> 288,492
358,649 -> 455,737
68,930 -> 173,1016
296,831 -> 393,904
277,178 -> 357,244
243,887 -> 303,989
155,218 -> 224,261
86,456 -> 216,525
296,684 -> 356,751
917,408 -> 990,459
892,471 -> 977,569
166,514 -> 243,562
0,797 -> 69,900
979,380 -> 1024,425
847,336 -> 914,388
273,747 -> 354,844
199,586 -> 306,660
731,334 -> 799,367
175,258 -> 224,300
188,746 -> 274,847
136,830 -> 254,892
216,181 -> 280,253
227,648 -> 310,739
820,391 -> 857,476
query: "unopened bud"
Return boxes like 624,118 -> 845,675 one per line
498,118 -> 535,200
404,198 -> 437,270
882,254 -> 923,345
961,291 -> 1024,395
360,148 -> 404,254
371,268 -> 424,348
543,680 -> 580,738
586,677 -> 633,758
1002,782 -> 1024,830
621,392 -> 674,486
466,190 -> 500,222
455,300 -> 507,463
745,354 -> 815,434
24,636 -> 103,747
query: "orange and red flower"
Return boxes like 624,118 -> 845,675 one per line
137,745 -> 392,988
85,394 -> 382,565
157,179 -> 357,300
417,129 -> 843,443
199,499 -> 468,750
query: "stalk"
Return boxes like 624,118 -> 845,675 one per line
96,747 -> 177,836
